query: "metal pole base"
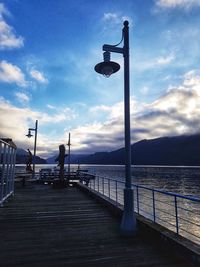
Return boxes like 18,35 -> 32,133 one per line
120,188 -> 137,235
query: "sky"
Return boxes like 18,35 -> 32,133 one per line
1,0 -> 200,158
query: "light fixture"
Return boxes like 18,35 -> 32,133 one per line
95,51 -> 120,78
26,120 -> 38,178
26,129 -> 33,138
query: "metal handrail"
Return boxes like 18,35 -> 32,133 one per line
0,139 -> 16,206
85,172 -> 200,245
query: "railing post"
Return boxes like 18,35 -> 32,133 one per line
152,189 -> 156,222
102,177 -> 104,195
97,176 -> 99,192
0,140 -> 16,206
12,148 -> 16,193
115,180 -> 118,203
174,195 -> 179,235
94,177 -> 96,190
5,146 -> 11,196
8,147 -> 13,193
136,186 -> 139,213
108,179 -> 110,199
0,142 -> 3,205
1,144 -> 7,203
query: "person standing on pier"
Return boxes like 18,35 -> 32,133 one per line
26,149 -> 33,172
55,144 -> 68,185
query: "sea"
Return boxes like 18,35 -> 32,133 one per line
16,164 -> 200,197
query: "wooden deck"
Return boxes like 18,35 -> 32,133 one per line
0,183 -> 196,267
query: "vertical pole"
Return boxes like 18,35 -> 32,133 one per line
97,176 -> 99,192
152,189 -> 156,222
1,144 -> 6,204
5,146 -> 11,196
136,186 -> 139,213
108,179 -> 110,199
68,133 -> 71,178
120,21 -> 137,234
0,142 -> 3,205
124,21 -> 131,190
116,180 -> 118,203
175,196 -> 179,234
8,147 -> 13,193
33,120 -> 38,179
11,147 -> 16,194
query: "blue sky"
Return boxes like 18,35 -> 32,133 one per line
1,0 -> 200,158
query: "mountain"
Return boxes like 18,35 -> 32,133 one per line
71,134 -> 200,166
46,154 -> 87,164
16,148 -> 46,164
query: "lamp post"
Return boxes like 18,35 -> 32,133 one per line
26,120 -> 38,178
95,21 -> 137,234
67,132 -> 71,176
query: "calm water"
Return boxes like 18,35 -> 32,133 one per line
87,165 -> 200,197
17,164 -> 200,197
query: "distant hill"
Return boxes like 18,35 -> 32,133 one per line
46,154 -> 87,164
16,148 -> 46,164
69,134 -> 200,166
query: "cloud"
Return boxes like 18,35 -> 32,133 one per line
29,69 -> 48,84
0,97 -> 35,145
0,60 -> 27,86
2,69 -> 200,157
155,0 -> 200,9
102,12 -> 133,28
69,70 -> 200,153
90,105 -> 111,113
47,104 -> 56,109
182,70 -> 200,90
38,107 -> 75,124
0,3 -> 24,49
15,92 -> 30,104
0,3 -> 10,18
0,97 -> 76,156
137,53 -> 175,72
140,86 -> 149,95
156,53 -> 175,65
103,13 -> 120,23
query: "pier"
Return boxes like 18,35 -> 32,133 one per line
0,182 -> 197,267
0,139 -> 199,266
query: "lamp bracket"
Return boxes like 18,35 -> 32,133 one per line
103,44 -> 124,54
29,128 -> 36,131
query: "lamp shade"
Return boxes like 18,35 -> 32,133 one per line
26,130 -> 33,138
94,61 -> 120,77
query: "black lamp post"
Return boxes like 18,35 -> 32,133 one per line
95,21 -> 137,234
26,120 -> 38,178
67,132 -> 71,176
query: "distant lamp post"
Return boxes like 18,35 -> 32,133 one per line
95,21 -> 137,234
26,120 -> 38,178
67,133 -> 71,175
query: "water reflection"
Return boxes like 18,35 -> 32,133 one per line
85,165 -> 200,197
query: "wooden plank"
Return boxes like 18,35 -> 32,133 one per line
0,183 -> 196,267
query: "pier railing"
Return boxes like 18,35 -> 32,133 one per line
86,173 -> 200,245
0,139 -> 16,206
